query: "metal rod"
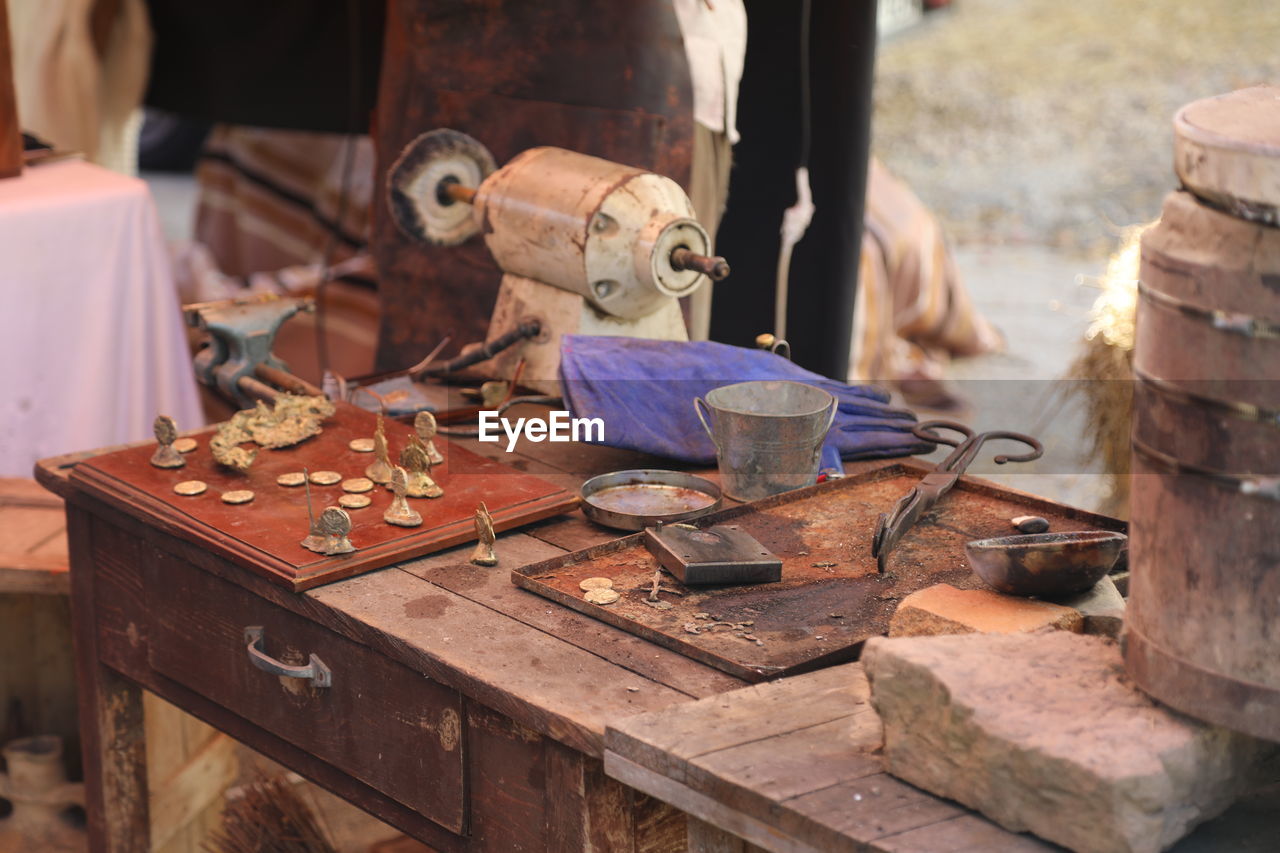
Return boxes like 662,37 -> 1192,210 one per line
443,182 -> 477,205
670,248 -> 731,281
237,375 -> 280,403
413,319 -> 542,379
255,364 -> 324,397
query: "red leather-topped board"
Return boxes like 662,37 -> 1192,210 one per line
70,403 -> 578,590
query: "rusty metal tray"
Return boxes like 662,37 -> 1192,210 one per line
512,463 -> 1126,681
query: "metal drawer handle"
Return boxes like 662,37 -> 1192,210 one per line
244,626 -> 332,688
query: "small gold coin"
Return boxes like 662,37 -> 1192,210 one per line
342,477 -> 374,494
221,490 -> 255,505
348,438 -> 376,453
339,493 -> 371,509
276,472 -> 307,487
579,577 -> 614,592
309,471 -> 342,486
173,437 -> 198,453
173,480 -> 206,496
584,588 -> 620,606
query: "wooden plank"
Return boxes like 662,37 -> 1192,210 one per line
69,506 -> 151,852
462,699 -> 548,849
876,814 -> 1056,852
688,817 -> 770,853
305,565 -> 695,758
522,512 -> 626,554
607,664 -> 868,779
0,477 -> 64,508
782,774 -> 966,846
148,729 -> 237,852
606,752 -> 827,853
602,661 -> 1037,853
686,711 -> 882,808
0,506 -> 65,553
0,479 -> 69,594
0,561 -> 69,594
544,739 -> 588,852
403,532 -> 746,700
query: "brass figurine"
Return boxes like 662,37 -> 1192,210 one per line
470,502 -> 497,566
319,507 -> 356,555
300,472 -> 327,553
383,467 -> 422,527
365,412 -> 394,484
399,440 -> 443,498
414,411 -> 444,466
150,415 -> 185,468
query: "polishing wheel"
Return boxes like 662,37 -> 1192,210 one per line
387,128 -> 497,246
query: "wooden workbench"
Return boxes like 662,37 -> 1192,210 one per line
39,424 -> 1280,851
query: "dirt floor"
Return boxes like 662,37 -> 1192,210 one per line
874,0 -> 1280,253
872,0 -> 1279,512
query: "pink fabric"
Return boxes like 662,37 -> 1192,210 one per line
0,160 -> 203,475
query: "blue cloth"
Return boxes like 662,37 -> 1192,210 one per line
558,336 -> 933,465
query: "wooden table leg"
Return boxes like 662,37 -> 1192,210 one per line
68,508 -> 150,852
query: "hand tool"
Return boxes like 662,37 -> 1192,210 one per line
184,294 -> 324,407
871,420 -> 1043,573
386,129 -> 730,393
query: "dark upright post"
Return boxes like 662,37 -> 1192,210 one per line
711,0 -> 878,381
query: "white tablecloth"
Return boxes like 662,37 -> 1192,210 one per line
0,160 -> 203,476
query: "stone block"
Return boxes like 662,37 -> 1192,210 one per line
1051,575 -> 1125,638
889,583 -> 1083,637
863,631 -> 1268,853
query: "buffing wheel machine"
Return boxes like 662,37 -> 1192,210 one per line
386,129 -> 730,393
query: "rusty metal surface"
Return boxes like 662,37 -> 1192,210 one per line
514,463 -> 1126,681
371,0 -> 694,371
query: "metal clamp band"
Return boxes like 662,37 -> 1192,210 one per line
1138,280 -> 1280,340
244,626 -> 332,688
1132,438 -> 1280,501
1134,368 -> 1280,427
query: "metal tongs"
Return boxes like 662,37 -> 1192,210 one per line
871,420 -> 1044,573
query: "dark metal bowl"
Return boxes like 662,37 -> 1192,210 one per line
965,531 -> 1128,597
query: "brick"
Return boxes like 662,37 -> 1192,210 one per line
889,583 -> 1083,637
1052,574 -> 1125,638
863,631 -> 1270,853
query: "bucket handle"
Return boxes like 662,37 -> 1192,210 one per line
693,397 -> 719,450
819,396 -> 837,440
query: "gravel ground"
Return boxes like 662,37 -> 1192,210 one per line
873,0 -> 1280,253
871,0 -> 1278,511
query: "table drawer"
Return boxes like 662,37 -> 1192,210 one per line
144,551 -> 466,834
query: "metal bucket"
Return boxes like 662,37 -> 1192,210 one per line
694,380 -> 836,501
